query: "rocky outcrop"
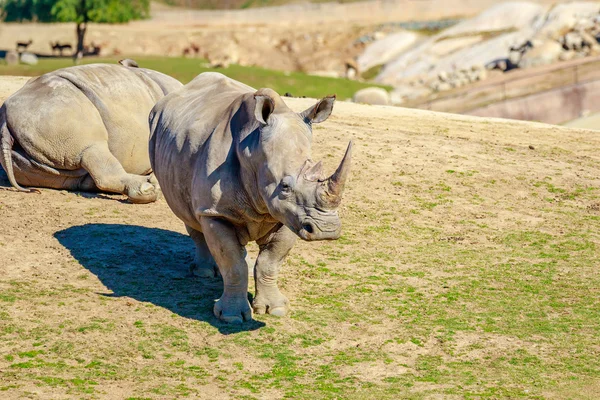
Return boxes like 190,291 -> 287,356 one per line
5,51 -> 18,66
366,1 -> 600,101
357,32 -> 419,73
353,87 -> 391,105
19,52 -> 38,66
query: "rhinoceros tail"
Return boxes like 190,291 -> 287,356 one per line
0,108 -> 41,194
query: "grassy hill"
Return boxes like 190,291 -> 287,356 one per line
0,56 -> 390,100
156,0 -> 361,9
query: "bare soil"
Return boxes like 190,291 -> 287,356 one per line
1,76 -> 600,398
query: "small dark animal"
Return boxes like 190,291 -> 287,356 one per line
16,40 -> 32,52
50,41 -> 73,56
182,43 -> 201,57
84,42 -> 102,56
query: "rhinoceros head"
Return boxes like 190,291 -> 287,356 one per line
240,89 -> 352,241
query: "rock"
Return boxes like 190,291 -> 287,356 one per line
346,67 -> 357,80
485,61 -> 497,70
559,50 -> 576,61
438,71 -> 449,82
432,82 -> 452,92
479,69 -> 488,80
19,52 -> 38,66
357,32 -> 419,73
429,36 -> 483,57
580,31 -> 599,48
352,87 -> 390,105
519,40 -> 564,68
508,50 -> 522,66
373,31 -> 386,41
563,31 -> 584,50
441,2 -> 545,38
390,85 -> 431,104
5,51 -> 18,65
389,91 -> 406,105
576,18 -> 595,31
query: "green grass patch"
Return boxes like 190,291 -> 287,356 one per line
0,56 -> 391,100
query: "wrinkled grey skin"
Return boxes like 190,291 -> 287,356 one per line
150,72 -> 352,323
0,60 -> 183,203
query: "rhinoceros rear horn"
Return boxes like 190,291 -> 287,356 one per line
322,141 -> 352,207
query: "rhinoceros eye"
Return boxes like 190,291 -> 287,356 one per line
280,176 -> 295,195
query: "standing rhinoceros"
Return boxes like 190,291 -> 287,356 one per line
149,72 -> 352,323
0,60 -> 182,203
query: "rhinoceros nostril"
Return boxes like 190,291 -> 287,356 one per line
302,223 -> 314,234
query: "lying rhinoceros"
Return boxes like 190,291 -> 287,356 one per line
149,72 -> 352,323
0,60 -> 182,203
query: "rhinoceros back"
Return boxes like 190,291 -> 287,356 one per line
5,64 -> 181,173
149,72 -> 255,228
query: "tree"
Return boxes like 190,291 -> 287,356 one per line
1,0 -> 149,60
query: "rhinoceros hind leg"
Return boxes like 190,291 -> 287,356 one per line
81,143 -> 158,203
200,217 -> 252,324
7,148 -> 90,192
185,224 -> 218,278
252,225 -> 297,317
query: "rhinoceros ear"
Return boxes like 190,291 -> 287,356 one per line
301,95 -> 335,124
254,95 -> 275,125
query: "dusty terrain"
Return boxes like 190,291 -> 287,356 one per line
1,75 -> 600,398
0,20 -> 373,74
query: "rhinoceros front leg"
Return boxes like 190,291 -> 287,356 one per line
81,143 -> 158,203
185,224 -> 218,278
253,225 -> 297,317
200,216 -> 252,324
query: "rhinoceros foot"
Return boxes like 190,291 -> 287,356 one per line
188,261 -> 219,278
214,294 -> 253,324
252,290 -> 289,317
126,176 -> 160,204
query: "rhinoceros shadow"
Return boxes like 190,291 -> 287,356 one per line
54,223 -> 265,334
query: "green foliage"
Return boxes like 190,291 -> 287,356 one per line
1,0 -> 55,21
1,0 -> 149,23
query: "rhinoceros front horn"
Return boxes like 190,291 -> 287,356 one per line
322,141 -> 353,207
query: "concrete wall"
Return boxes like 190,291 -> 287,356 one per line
466,80 -> 600,125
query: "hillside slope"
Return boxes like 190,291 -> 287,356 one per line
1,76 -> 599,398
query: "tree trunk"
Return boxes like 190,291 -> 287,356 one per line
74,22 -> 87,64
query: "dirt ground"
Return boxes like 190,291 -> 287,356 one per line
1,76 -> 600,398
